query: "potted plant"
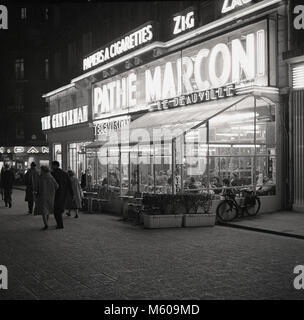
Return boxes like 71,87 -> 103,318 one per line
142,194 -> 183,229
183,193 -> 216,227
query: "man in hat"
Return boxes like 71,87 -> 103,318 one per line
24,162 -> 39,214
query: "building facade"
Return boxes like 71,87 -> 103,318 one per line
42,0 -> 291,213
283,0 -> 304,212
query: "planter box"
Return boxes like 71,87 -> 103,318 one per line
183,213 -> 216,227
143,214 -> 183,229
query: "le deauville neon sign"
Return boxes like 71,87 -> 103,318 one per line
92,22 -> 267,120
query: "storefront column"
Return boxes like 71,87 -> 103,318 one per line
172,138 -> 176,195
292,90 -> 304,212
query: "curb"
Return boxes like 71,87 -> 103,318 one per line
217,222 -> 304,240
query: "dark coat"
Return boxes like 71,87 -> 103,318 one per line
34,173 -> 59,216
24,168 -> 39,202
51,168 -> 73,213
1,169 -> 14,189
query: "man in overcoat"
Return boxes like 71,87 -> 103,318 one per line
51,161 -> 73,229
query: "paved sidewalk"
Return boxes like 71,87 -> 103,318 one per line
0,189 -> 304,300
222,211 -> 304,239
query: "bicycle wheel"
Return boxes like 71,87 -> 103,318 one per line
246,196 -> 261,216
217,200 -> 238,222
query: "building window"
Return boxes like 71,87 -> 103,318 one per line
68,42 -> 77,71
45,8 -> 49,20
15,118 -> 25,139
44,58 -> 49,79
21,7 -> 27,19
82,32 -> 92,55
15,58 -> 25,80
54,51 -> 61,79
15,88 -> 24,109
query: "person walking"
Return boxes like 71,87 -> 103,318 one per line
34,166 -> 58,230
66,170 -> 83,218
51,161 -> 73,229
0,166 -> 4,201
1,163 -> 15,208
24,162 -> 39,214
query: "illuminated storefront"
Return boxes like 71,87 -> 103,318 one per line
42,0 -> 287,213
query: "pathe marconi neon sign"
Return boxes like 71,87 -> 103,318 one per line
92,21 -> 267,120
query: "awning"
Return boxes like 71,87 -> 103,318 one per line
128,94 -> 251,143
86,94 -> 251,148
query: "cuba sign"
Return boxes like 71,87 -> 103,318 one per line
0,5 -> 8,29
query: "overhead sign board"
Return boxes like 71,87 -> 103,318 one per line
92,21 -> 268,121
41,105 -> 88,130
83,22 -> 158,72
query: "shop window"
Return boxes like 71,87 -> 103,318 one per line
67,142 -> 91,180
53,144 -> 62,169
15,58 -> 25,80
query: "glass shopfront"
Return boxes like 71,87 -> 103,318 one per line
86,95 -> 277,197
67,141 -> 91,179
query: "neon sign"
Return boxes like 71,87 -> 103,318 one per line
41,105 -> 88,130
0,5 -> 8,30
92,21 -> 267,120
148,85 -> 236,112
83,23 -> 154,71
221,0 -> 253,14
14,146 -> 25,153
173,11 -> 195,35
93,115 -> 131,137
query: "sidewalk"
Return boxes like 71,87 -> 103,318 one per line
221,211 -> 304,239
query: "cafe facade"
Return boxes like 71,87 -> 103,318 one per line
42,0 -> 289,214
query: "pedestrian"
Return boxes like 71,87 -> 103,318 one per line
0,166 -> 4,201
24,162 -> 39,215
65,170 -> 83,218
1,163 -> 15,208
51,161 -> 73,229
34,166 -> 59,230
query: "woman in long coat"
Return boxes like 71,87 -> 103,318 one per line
65,170 -> 83,218
34,166 -> 59,230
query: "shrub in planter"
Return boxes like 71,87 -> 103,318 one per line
182,193 -> 215,227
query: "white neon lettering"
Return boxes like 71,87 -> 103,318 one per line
145,67 -> 162,102
222,0 -> 252,14
194,48 -> 210,91
162,62 -> 176,99
231,33 -> 255,83
209,43 -> 231,87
